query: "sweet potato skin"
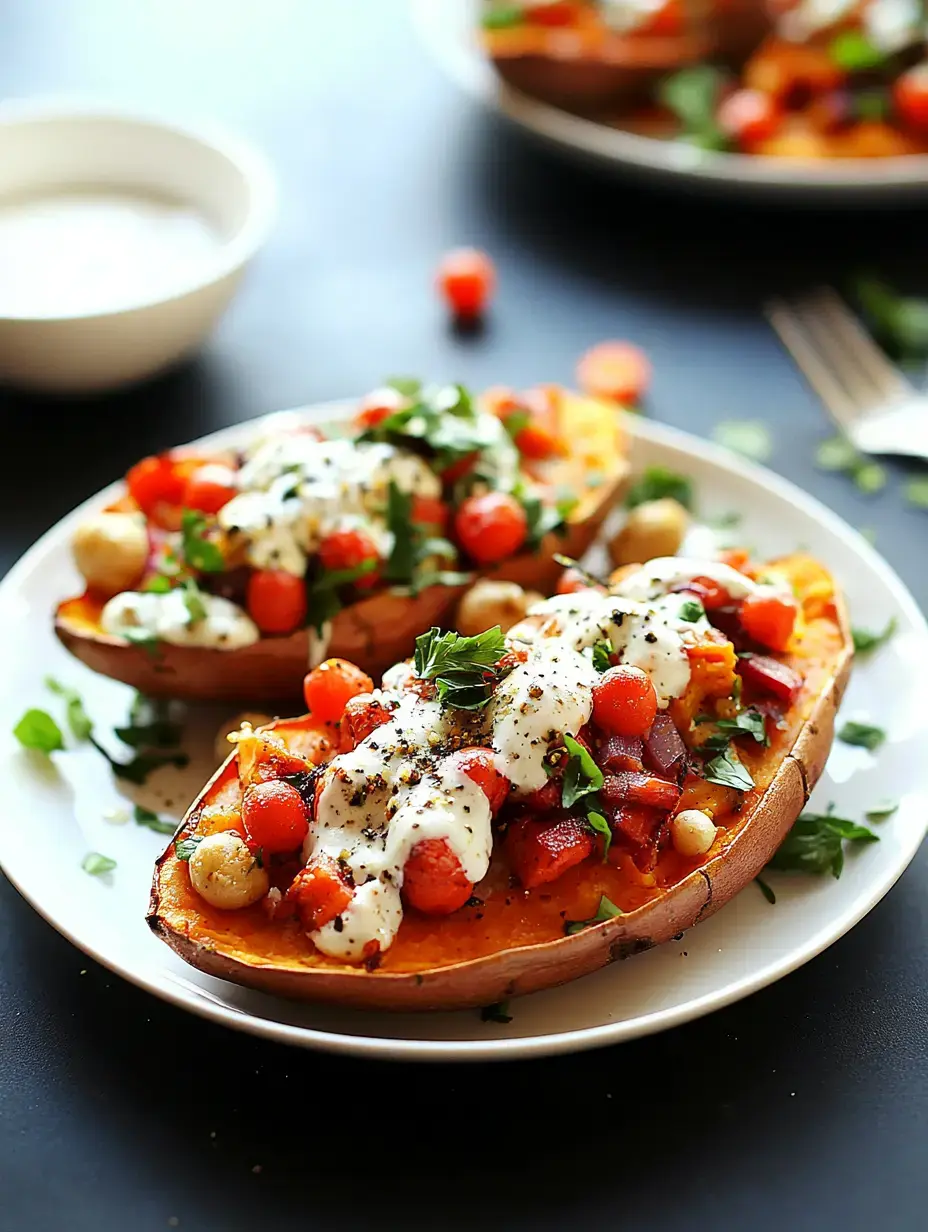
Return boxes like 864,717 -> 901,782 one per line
148,560 -> 853,1011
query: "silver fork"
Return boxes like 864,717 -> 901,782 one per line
765,287 -> 928,460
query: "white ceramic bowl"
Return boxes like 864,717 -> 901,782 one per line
0,101 -> 277,394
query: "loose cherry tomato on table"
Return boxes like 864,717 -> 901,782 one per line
454,492 -> 528,564
717,89 -> 782,149
353,386 -> 407,430
739,591 -> 798,652
576,341 -> 652,406
436,248 -> 496,320
403,838 -> 473,915
894,64 -> 928,130
447,747 -> 510,814
246,569 -> 307,635
317,528 -> 381,588
241,780 -> 308,854
592,665 -> 659,738
303,658 -> 374,724
182,464 -> 238,514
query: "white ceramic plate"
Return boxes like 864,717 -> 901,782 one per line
1,404 -> 925,1061
411,0 -> 928,199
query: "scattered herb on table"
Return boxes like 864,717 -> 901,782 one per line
814,434 -> 886,495
904,477 -> 928,510
766,808 -> 878,879
853,274 -> 928,357
82,852 -> 117,876
565,895 -> 624,935
13,709 -> 65,754
865,799 -> 898,822
838,720 -> 886,751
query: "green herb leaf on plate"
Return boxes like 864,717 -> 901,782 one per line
82,852 -> 117,876
384,376 -> 422,398
678,599 -> 705,623
480,1000 -> 513,1023
625,466 -> 694,511
838,720 -> 886,751
180,509 -> 225,574
413,625 -> 507,710
591,639 -> 614,673
133,804 -> 178,836
711,420 -> 772,463
45,677 -> 94,741
851,617 -> 897,656
829,29 -> 886,71
481,5 -> 524,30
564,895 -> 624,935
658,65 -> 730,149
755,875 -> 777,905
767,810 -> 878,879
13,708 -> 65,754
586,810 -> 612,863
865,799 -> 898,822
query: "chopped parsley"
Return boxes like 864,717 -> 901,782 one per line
591,639 -> 614,673
384,481 -> 417,584
838,721 -> 886,752
678,599 -> 705,623
82,852 -> 116,876
851,617 -> 897,656
175,835 -> 204,862
697,708 -> 769,747
114,694 -> 183,750
767,808 -> 878,879
813,433 -> 886,494
658,64 -> 730,150
854,274 -> 928,358
701,744 -> 754,792
754,876 -> 776,905
181,578 -> 208,626
904,477 -> 928,510
560,734 -> 604,809
829,29 -> 885,71
865,799 -> 898,822
481,4 -> 524,30
45,678 -> 94,740
179,509 -> 224,574
413,626 -> 507,710
133,804 -> 178,836
123,628 -> 161,657
586,810 -> 612,863
625,466 -> 693,511
565,895 -> 623,935
357,383 -> 497,471
13,708 -> 64,755
480,1000 -> 513,1023
520,491 -> 577,550
711,420 -> 772,463
384,376 -> 422,398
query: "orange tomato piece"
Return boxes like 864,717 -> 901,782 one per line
288,855 -> 354,931
303,658 -> 374,725
505,815 -> 594,890
576,341 -> 652,405
740,591 -> 798,652
402,838 -> 473,915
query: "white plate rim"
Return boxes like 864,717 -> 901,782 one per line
410,0 -> 928,196
1,404 -> 926,1062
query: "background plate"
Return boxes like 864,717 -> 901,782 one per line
0,405 -> 925,1060
410,0 -> 928,199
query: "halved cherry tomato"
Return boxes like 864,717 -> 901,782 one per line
353,386 -> 406,430
592,665 -> 658,738
688,575 -> 732,610
576,341 -> 652,406
303,658 -> 374,724
288,855 -> 354,931
318,529 -> 381,589
447,747 -> 510,814
489,388 -> 565,460
718,548 -> 751,573
893,64 -> 928,130
639,0 -> 683,36
454,492 -> 528,564
556,566 -> 594,595
241,780 -> 308,854
403,838 -> 473,915
340,692 -> 395,751
182,464 -> 238,515
246,570 -> 307,635
739,591 -> 798,652
411,495 -> 449,532
505,815 -> 594,889
717,88 -> 781,149
525,1 -> 580,26
126,454 -> 188,525
436,248 -> 496,320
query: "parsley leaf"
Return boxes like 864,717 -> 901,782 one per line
501,408 -> 532,441
591,640 -> 614,673
82,852 -> 116,876
658,65 -> 730,149
699,708 -> 769,747
481,4 -> 524,29
678,599 -> 705,623
865,799 -> 897,822
586,810 -> 612,862
133,804 -> 178,836
854,275 -> 928,357
357,383 -> 496,471
904,477 -> 928,509
45,677 -> 94,741
755,876 -> 776,905
92,740 -> 188,785
625,466 -> 693,511
114,695 -> 182,749
305,559 -> 378,632
480,1000 -> 513,1023
13,708 -> 65,754
711,420 -> 772,463
181,579 -> 208,626
767,810 -> 878,879
384,376 -> 422,398
123,628 -> 161,657
175,835 -> 204,862
701,745 -> 754,792
180,509 -> 224,574
413,626 -> 507,710
520,493 -> 577,549
565,895 -> 623,935
852,617 -> 897,655
829,29 -> 886,71
384,481 -> 416,584
561,734 -> 604,809
838,721 -> 886,752
143,573 -> 174,594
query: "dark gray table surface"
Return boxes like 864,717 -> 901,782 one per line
1,3 -> 926,1230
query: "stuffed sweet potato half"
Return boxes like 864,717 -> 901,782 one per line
56,383 -> 628,702
148,548 -> 852,1011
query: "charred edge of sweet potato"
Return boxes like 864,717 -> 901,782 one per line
147,594 -> 852,1012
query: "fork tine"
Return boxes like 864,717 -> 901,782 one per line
785,295 -> 889,414
765,297 -> 860,432
804,287 -> 913,403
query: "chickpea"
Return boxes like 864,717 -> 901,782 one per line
213,712 -> 273,762
188,832 -> 269,910
455,580 -> 544,638
670,809 -> 718,858
608,498 -> 689,568
71,512 -> 149,596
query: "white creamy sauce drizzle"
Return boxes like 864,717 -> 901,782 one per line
598,0 -> 672,33
302,555 -> 775,960
100,588 -> 259,648
778,0 -> 924,51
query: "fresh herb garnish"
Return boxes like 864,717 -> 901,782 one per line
13,708 -> 65,754
480,1000 -> 513,1023
711,420 -> 772,463
305,559 -> 378,632
698,708 -> 769,747
175,835 -> 204,862
413,626 -> 507,710
854,275 -> 928,358
385,481 -> 417,584
143,573 -> 174,594
82,852 -> 116,876
561,734 -> 604,809
384,376 -> 422,398
851,617 -> 897,655
520,492 -> 577,549
904,477 -> 928,509
767,808 -> 878,879
586,810 -> 612,863
114,694 -> 183,750
180,579 -> 208,626
565,895 -> 623,935
866,799 -> 898,822
813,433 -> 886,494
591,639 -> 614,673
45,677 -> 94,740
658,65 -> 730,150
179,509 -> 224,574
133,804 -> 178,836
755,876 -> 776,905
481,4 -> 524,30
701,744 -> 754,792
123,628 -> 162,657
357,383 -> 500,472
501,408 -> 532,442
838,720 -> 886,752
625,466 -> 693,511
829,29 -> 885,71
92,741 -> 188,785
678,599 -> 705,623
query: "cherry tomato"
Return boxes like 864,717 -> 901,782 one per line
513,418 -> 564,459
440,452 -> 480,485
182,464 -> 238,514
288,855 -> 354,931
246,570 -> 307,635
353,386 -> 407,430
894,64 -> 928,130
340,693 -> 395,751
639,0 -> 683,35
525,0 -> 579,25
303,658 -> 374,724
717,88 -> 781,148
317,529 -> 380,589
241,780 -> 308,854
126,454 -> 188,522
739,591 -> 798,652
557,566 -> 594,595
411,495 -> 449,531
454,492 -> 528,564
436,248 -> 496,320
403,838 -> 473,915
447,747 -> 510,814
688,575 -> 732,610
576,341 -> 652,406
717,548 -> 751,573
592,665 -> 658,738
481,385 -> 521,418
